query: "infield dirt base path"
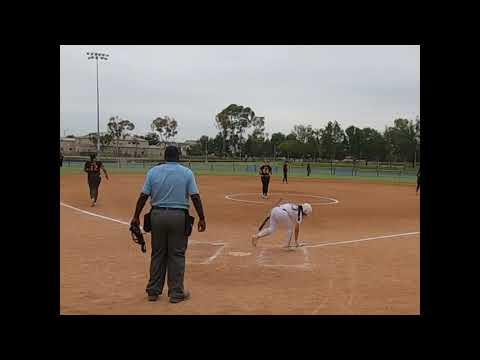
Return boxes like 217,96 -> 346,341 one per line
60,174 -> 419,315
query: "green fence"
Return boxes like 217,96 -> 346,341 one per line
62,158 -> 418,181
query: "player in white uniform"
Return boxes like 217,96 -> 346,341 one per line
251,203 -> 313,249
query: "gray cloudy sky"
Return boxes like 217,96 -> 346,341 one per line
60,45 -> 419,141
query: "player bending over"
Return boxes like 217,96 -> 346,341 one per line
252,202 -> 313,249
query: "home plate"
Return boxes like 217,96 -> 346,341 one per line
228,251 -> 251,257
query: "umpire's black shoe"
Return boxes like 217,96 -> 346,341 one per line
169,290 -> 191,303
148,294 -> 159,302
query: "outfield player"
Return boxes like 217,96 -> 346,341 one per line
252,202 -> 313,249
259,160 -> 272,198
84,153 -> 109,207
282,161 -> 288,183
307,163 -> 311,176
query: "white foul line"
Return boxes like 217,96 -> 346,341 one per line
60,202 -> 225,246
60,202 -> 130,225
304,231 -> 420,249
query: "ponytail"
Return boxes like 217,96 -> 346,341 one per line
297,205 -> 303,223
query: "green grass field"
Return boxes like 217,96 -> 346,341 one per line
60,165 -> 416,184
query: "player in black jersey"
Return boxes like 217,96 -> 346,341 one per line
84,153 -> 109,207
259,160 -> 273,199
282,161 -> 289,183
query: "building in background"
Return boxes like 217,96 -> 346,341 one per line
60,137 -> 77,154
60,135 -> 167,158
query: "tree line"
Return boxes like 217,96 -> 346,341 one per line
186,103 -> 420,166
65,103 -> 420,165
84,115 -> 179,155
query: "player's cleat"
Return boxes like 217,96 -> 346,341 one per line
170,290 -> 191,303
91,200 -> 96,207
251,234 -> 258,247
148,294 -> 159,302
295,242 -> 306,247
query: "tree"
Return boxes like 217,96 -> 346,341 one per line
311,129 -> 323,160
151,115 -> 178,144
384,118 -> 417,164
344,126 -> 363,160
286,133 -> 297,141
88,132 -> 113,152
143,132 -> 160,146
292,125 -> 318,159
107,116 -> 135,156
210,133 -> 224,156
271,132 -> 286,146
293,125 -> 314,144
320,121 -> 345,160
215,111 -> 233,156
361,128 -> 386,162
215,104 -> 264,157
270,132 -> 287,158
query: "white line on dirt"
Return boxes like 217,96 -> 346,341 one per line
60,202 -> 130,225
304,231 -> 420,249
60,202 -> 225,246
61,202 -> 419,260
224,192 -> 339,205
302,246 -> 311,268
202,245 -> 225,264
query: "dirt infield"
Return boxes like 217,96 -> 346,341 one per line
60,173 -> 420,315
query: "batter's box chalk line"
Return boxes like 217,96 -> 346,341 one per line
224,193 -> 339,205
228,251 -> 252,257
256,247 -> 313,270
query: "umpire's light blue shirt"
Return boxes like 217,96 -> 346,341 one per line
142,162 -> 199,210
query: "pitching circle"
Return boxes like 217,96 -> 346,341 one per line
224,192 -> 339,205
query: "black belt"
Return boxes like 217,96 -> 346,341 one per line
152,206 -> 187,213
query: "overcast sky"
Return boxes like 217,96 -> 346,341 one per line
60,45 -> 419,141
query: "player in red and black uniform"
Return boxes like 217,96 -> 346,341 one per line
84,153 -> 109,207
259,160 -> 272,199
282,161 -> 289,183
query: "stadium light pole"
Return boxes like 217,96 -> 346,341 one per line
86,51 -> 110,153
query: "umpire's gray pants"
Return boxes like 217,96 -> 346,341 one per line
146,208 -> 188,299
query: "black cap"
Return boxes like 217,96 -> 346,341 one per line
164,145 -> 180,161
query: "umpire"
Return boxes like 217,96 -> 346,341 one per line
130,145 -> 206,303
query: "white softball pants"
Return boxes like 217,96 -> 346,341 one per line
256,207 -> 294,246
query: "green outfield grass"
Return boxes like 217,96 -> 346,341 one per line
60,166 -> 416,184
